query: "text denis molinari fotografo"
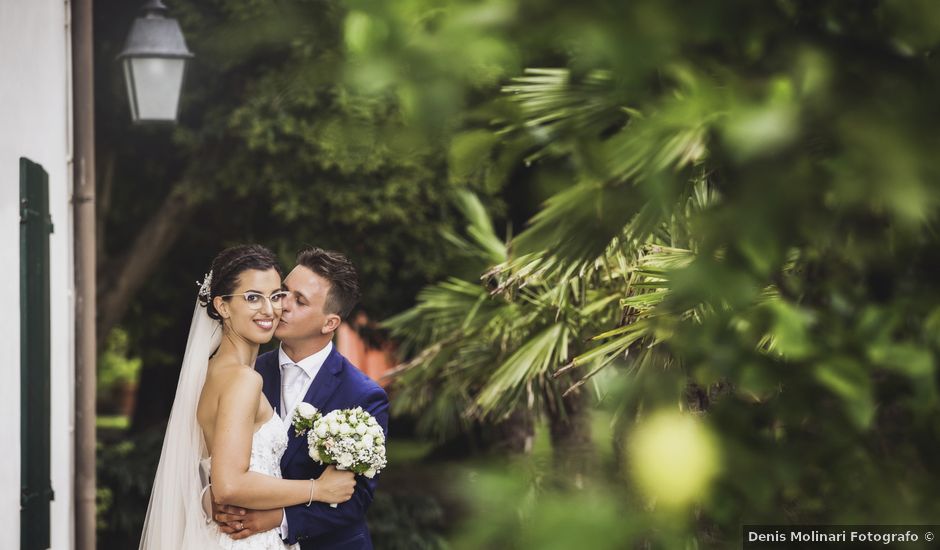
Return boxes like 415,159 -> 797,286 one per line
748,529 -> 923,544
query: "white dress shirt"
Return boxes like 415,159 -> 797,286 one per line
277,341 -> 333,538
278,341 -> 333,420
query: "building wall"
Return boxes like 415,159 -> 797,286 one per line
0,1 -> 75,548
336,320 -> 396,387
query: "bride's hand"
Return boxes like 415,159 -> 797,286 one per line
215,505 -> 282,540
316,466 -> 356,504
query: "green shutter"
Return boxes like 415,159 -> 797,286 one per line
20,158 -> 54,550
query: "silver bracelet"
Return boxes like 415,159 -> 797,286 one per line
305,478 -> 316,507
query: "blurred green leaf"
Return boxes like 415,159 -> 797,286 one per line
814,358 -> 875,430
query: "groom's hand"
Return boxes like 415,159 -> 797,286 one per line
215,505 -> 283,540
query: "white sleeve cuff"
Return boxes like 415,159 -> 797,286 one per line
279,509 -> 289,539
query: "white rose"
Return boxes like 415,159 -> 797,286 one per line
339,424 -> 352,435
297,402 -> 318,419
361,434 -> 374,448
369,426 -> 382,437
364,468 -> 376,479
356,423 -> 367,435
315,424 -> 328,438
338,453 -> 354,468
308,447 -> 321,462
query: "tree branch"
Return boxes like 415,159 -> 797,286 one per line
96,181 -> 201,347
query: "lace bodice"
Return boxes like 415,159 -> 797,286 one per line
246,413 -> 290,477
211,413 -> 298,550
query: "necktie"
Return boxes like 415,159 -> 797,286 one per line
281,363 -> 307,419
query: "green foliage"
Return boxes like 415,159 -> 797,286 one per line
97,328 -> 142,415
96,416 -> 130,430
367,0 -> 940,544
97,0 -> 496,323
368,493 -> 448,550
97,429 -> 165,550
385,192 -> 615,442
97,327 -> 142,394
453,468 -> 650,550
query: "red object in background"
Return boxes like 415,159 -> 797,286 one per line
336,313 -> 396,387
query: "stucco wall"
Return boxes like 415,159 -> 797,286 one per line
0,0 -> 76,548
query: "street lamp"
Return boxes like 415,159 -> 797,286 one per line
117,0 -> 193,123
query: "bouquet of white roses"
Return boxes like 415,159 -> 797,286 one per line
291,402 -> 321,435
306,407 -> 387,479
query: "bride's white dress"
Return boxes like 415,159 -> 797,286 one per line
209,413 -> 299,550
139,303 -> 301,550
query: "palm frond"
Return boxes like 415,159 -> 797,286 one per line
475,323 -> 569,418
452,189 -> 507,264
502,68 -> 627,143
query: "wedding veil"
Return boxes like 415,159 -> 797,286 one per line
139,301 -> 224,550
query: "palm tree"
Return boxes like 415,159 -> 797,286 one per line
384,64 -> 798,478
370,0 -> 940,536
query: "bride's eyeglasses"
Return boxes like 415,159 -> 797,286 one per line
220,290 -> 290,310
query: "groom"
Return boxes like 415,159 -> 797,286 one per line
214,246 -> 389,549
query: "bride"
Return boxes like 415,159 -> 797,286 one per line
139,245 -> 355,550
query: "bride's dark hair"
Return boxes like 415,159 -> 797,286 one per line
198,244 -> 282,321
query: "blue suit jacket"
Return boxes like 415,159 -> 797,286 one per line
255,346 -> 389,550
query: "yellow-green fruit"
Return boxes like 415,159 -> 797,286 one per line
628,410 -> 721,509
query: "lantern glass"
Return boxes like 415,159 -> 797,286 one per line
122,56 -> 187,122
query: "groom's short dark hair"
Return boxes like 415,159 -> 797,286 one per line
296,247 -> 360,320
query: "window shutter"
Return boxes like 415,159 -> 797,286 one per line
19,157 -> 54,550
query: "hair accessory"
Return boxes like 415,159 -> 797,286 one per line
197,270 -> 213,299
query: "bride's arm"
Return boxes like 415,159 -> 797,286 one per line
209,369 -> 318,509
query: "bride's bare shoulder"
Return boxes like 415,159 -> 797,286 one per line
207,359 -> 263,392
